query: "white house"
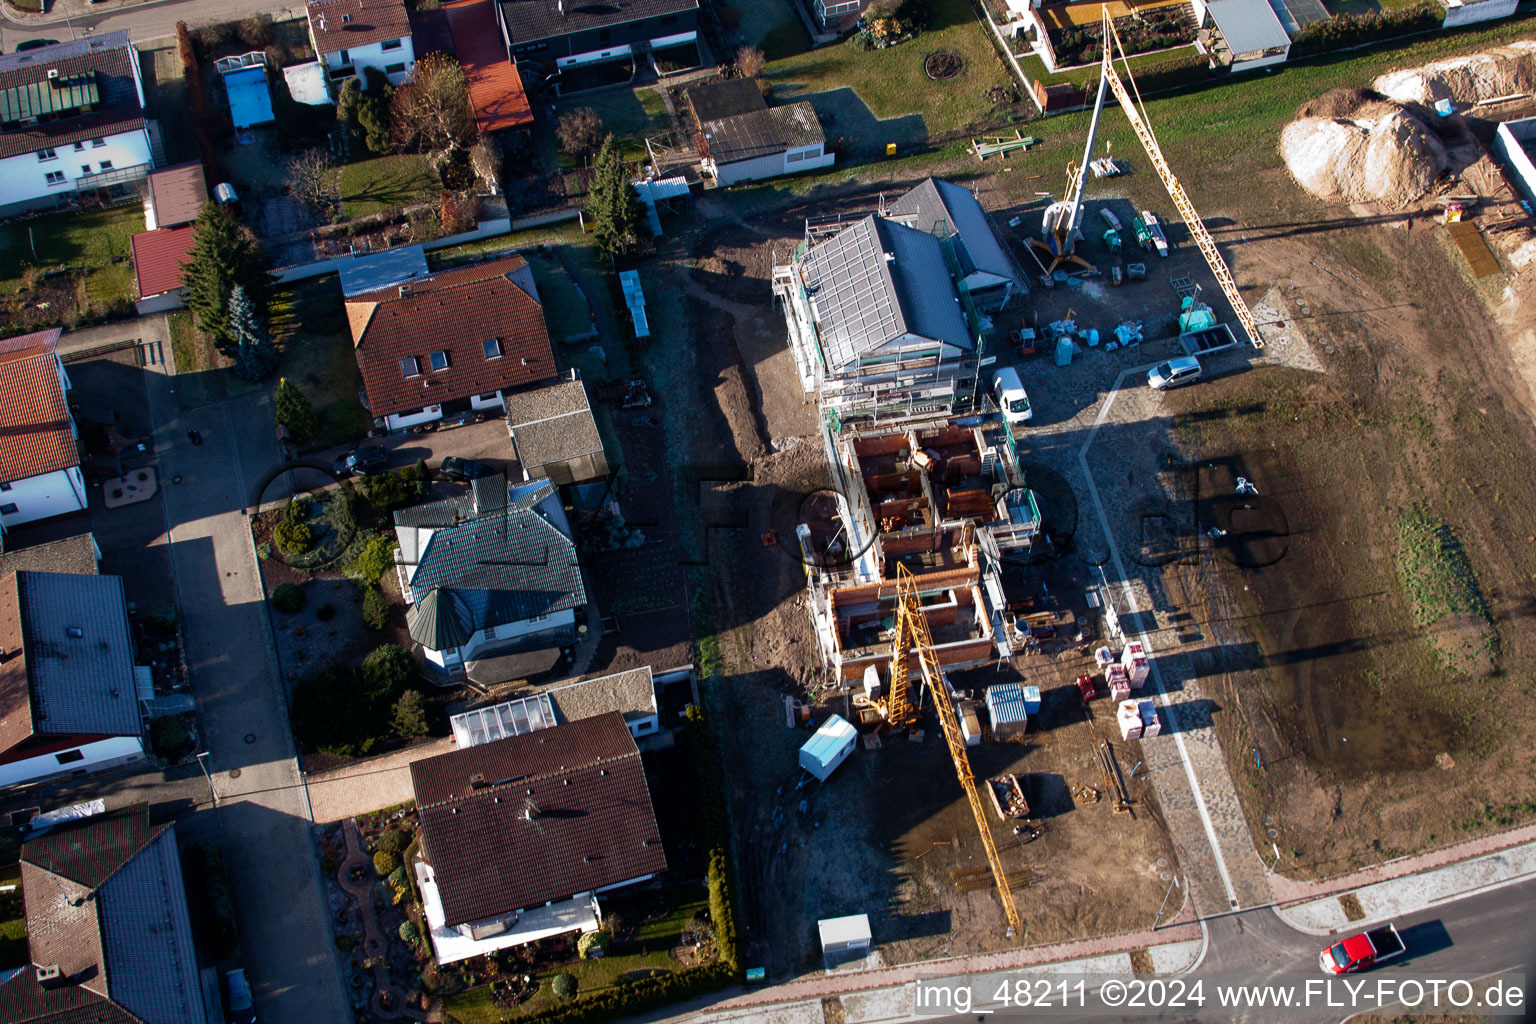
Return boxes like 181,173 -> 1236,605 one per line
0,33 -> 154,216
1194,0 -> 1291,71
306,0 -> 417,94
395,476 -> 588,676
0,330 -> 87,530
683,78 -> 833,188
887,177 -> 1023,310
1438,0 -> 1518,27
0,571 -> 146,789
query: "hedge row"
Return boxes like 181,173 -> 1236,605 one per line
1288,2 -> 1442,58
174,22 -> 221,182
506,705 -> 743,1024
1123,51 -> 1211,95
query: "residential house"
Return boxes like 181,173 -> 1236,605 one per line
346,253 -> 558,431
497,0 -> 700,83
446,0 -> 534,135
1194,0 -> 1291,70
1437,0 -> 1518,26
0,330 -> 87,530
394,475 -> 587,678
772,211 -> 979,425
0,803 -> 207,1024
131,225 -> 197,314
307,0 -> 417,94
503,378 -> 610,486
886,177 -> 1021,310
409,711 -> 667,962
813,0 -> 869,32
0,570 -> 145,789
0,531 -> 100,578
449,664 -> 673,744
0,32 -> 154,216
685,77 -> 832,187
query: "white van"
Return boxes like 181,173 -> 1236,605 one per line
993,366 -> 1032,424
1147,356 -> 1202,391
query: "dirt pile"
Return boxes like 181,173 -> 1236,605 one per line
1373,41 -> 1536,106
1281,96 -> 1449,205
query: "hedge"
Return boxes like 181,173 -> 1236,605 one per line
1288,2 -> 1442,58
1123,51 -> 1210,95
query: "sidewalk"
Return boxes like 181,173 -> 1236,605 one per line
1272,823 -> 1536,935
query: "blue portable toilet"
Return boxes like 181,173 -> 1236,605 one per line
1055,336 -> 1074,366
1022,685 -> 1041,714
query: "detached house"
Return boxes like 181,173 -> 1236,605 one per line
0,329 -> 87,530
409,712 -> 667,963
0,32 -> 154,216
347,254 -> 558,431
0,803 -> 207,1024
0,571 -> 146,789
498,0 -> 700,83
684,77 -> 832,188
307,0 -> 417,94
886,178 -> 1021,310
394,475 -> 588,680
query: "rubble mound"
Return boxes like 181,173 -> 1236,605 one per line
1373,40 -> 1536,105
1294,86 -> 1390,120
1280,100 -> 1449,206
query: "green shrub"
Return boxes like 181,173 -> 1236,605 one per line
374,849 -> 399,876
387,865 -> 406,887
577,931 -> 608,958
684,705 -> 741,974
362,586 -> 389,630
291,666 -> 392,756
185,840 -> 238,961
391,689 -> 429,738
350,535 -> 399,584
362,468 -> 418,509
274,519 -> 313,554
285,495 -> 313,523
551,973 -> 578,999
271,583 -> 305,613
376,828 -> 410,854
317,602 -> 336,621
362,644 -> 414,695
1288,2 -> 1441,58
149,716 -> 192,759
399,920 -> 420,945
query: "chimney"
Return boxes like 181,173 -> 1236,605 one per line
35,965 -> 64,988
399,283 -> 413,297
47,69 -> 59,80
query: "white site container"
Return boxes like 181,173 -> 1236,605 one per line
1095,646 -> 1116,671
1105,664 -> 1132,702
799,715 -> 858,782
1117,703 -> 1144,741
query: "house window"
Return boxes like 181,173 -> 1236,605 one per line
0,503 -> 16,515
662,14 -> 677,23
478,392 -> 499,401
80,164 -> 92,175
98,160 -> 113,171
429,350 -> 449,371
73,141 -> 85,151
0,483 -> 10,492
36,148 -> 56,161
786,150 -> 805,164
381,38 -> 402,51
338,49 -> 350,64
44,172 -> 64,186
55,750 -> 85,765
91,138 -> 106,147
401,356 -> 421,378
482,338 -> 502,359
385,62 -> 405,74
65,627 -> 84,638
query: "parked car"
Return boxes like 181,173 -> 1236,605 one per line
15,39 -> 60,51
440,456 -> 489,482
992,366 -> 1033,425
331,446 -> 389,477
1147,356 -> 1202,391
439,409 -> 483,429
224,969 -> 256,1024
1320,924 -> 1405,974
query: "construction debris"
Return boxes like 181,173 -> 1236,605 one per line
1373,41 -> 1536,107
1281,91 -> 1450,206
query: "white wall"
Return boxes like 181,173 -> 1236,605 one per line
1229,49 -> 1289,71
0,467 -> 87,528
1441,0 -> 1517,26
713,145 -> 834,187
1495,120 -> 1536,204
135,288 -> 186,315
423,607 -> 577,667
470,391 -> 506,411
384,404 -> 443,431
319,36 -> 417,91
0,128 -> 153,209
0,735 -> 144,789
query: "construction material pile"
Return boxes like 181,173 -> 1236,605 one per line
1280,88 -> 1449,205
1373,41 -> 1536,106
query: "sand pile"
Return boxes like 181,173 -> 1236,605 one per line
1281,91 -> 1449,205
1373,40 -> 1536,105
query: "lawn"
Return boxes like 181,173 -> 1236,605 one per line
166,310 -> 263,408
526,251 -> 595,341
441,885 -> 710,1022
270,279 -> 369,446
339,153 -> 439,220
765,0 -> 1015,138
723,0 -> 809,60
1018,45 -> 1203,89
554,87 -> 671,164
0,204 -> 142,311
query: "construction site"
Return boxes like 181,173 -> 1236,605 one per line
647,11 -> 1536,983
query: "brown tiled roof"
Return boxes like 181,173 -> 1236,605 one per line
0,573 -> 33,759
130,227 -> 196,299
446,0 -> 533,134
410,712 -> 667,927
145,162 -> 207,228
0,970 -> 138,1024
348,254 -> 557,419
307,0 -> 414,55
0,334 -> 78,484
0,34 -> 147,162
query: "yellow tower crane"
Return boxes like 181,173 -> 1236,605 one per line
887,563 -> 1022,940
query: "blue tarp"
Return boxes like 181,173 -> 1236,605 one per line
224,66 -> 274,130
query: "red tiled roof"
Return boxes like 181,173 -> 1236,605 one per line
446,0 -> 533,134
348,254 -> 556,419
0,335 -> 77,485
0,575 -> 32,756
146,162 -> 208,228
410,712 -> 667,927
131,226 -> 196,298
307,0 -> 414,55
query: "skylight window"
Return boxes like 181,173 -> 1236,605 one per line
482,338 -> 502,359
401,356 -> 421,378
430,350 -> 450,372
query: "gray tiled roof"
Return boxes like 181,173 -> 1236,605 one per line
523,666 -> 656,726
0,970 -> 140,1023
887,178 -> 1018,288
504,382 -> 603,471
97,829 -> 205,1024
16,572 -> 138,738
800,216 -> 971,375
500,0 -> 698,45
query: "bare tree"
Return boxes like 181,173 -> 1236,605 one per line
556,106 -> 604,160
389,52 -> 476,158
286,148 -> 340,222
469,135 -> 501,193
734,45 -> 766,78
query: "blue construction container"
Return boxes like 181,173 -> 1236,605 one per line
1021,685 -> 1041,714
985,683 -> 1029,739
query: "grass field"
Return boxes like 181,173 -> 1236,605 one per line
554,88 -> 671,164
270,279 -> 369,446
1018,45 -> 1202,89
766,0 -> 1016,138
0,204 -> 142,303
339,154 -> 438,220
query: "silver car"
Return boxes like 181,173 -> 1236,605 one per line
1147,356 -> 1202,391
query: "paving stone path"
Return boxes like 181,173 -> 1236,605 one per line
337,819 -> 434,1022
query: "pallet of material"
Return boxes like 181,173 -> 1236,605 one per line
1447,221 -> 1501,277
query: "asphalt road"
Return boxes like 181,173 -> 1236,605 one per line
925,877 -> 1536,1023
0,0 -> 301,49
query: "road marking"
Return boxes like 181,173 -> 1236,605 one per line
1077,364 -> 1242,911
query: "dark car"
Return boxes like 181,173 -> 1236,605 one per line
15,39 -> 60,52
332,446 -> 389,477
439,409 -> 484,429
439,456 -> 488,482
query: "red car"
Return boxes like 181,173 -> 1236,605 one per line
1320,924 -> 1404,974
